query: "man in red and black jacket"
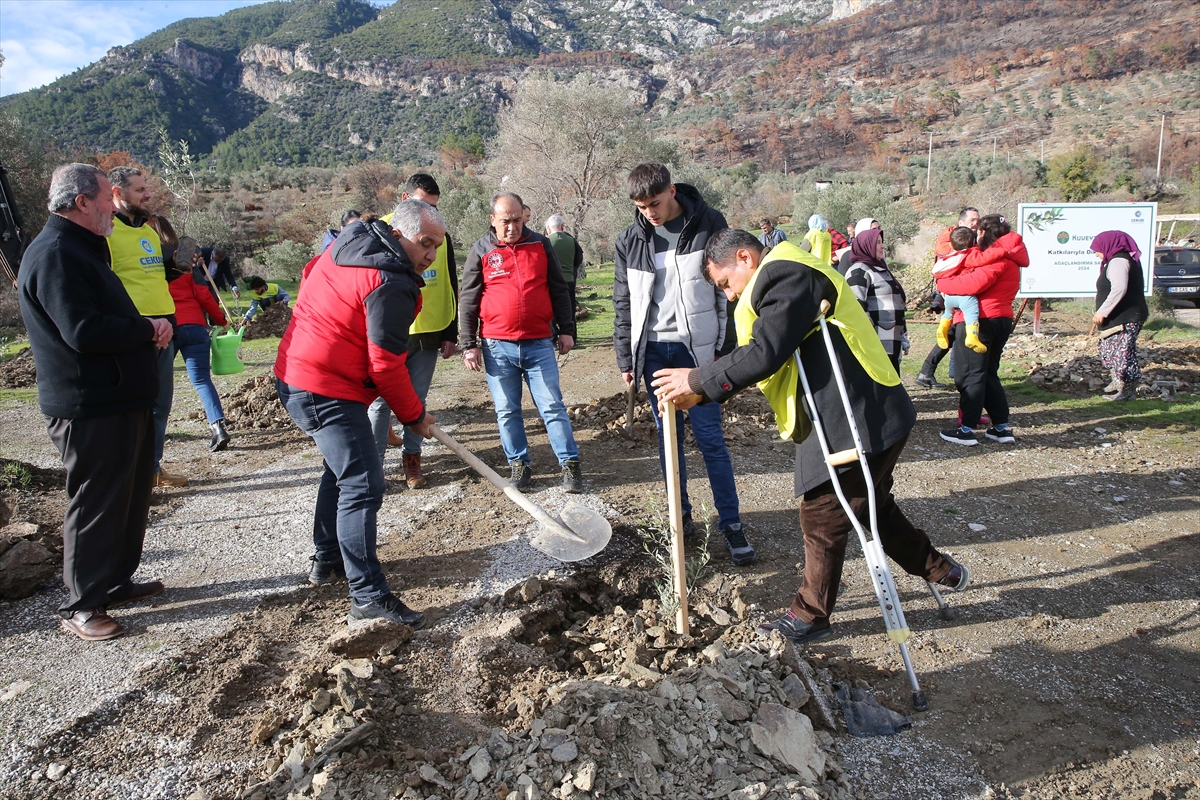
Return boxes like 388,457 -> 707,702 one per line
275,200 -> 441,630
458,192 -> 583,493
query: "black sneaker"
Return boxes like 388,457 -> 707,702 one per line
510,462 -> 532,490
308,555 -> 346,586
561,460 -> 583,493
985,426 -> 1015,444
939,426 -> 978,446
916,374 -> 945,389
936,554 -> 970,592
722,523 -> 756,566
757,611 -> 833,645
348,594 -> 425,630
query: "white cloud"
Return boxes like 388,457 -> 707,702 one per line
0,0 -> 274,96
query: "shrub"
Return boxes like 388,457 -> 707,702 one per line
792,180 -> 920,249
262,240 -> 311,281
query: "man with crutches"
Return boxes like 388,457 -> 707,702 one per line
653,229 -> 968,701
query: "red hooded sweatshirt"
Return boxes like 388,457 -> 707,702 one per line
935,231 -> 1029,322
275,220 -> 425,425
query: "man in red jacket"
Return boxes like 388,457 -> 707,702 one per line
275,200 -> 440,629
459,192 -> 582,493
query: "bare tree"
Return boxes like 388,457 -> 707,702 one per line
488,74 -> 652,255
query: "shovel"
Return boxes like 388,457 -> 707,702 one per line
428,424 -> 611,562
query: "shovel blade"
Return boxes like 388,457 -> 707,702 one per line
528,502 -> 612,562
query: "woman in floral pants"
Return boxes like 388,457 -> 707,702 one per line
1091,231 -> 1149,401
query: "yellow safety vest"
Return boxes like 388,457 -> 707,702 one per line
108,217 -> 174,316
733,240 -> 898,441
804,229 -> 832,265
254,282 -> 281,299
380,212 -> 456,335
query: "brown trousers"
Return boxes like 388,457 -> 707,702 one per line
791,435 -> 950,623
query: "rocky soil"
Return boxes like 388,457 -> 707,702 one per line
0,347 -> 37,388
242,305 -> 294,341
0,317 -> 1197,800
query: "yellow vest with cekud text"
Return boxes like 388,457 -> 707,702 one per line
804,228 -> 832,265
733,240 -> 898,441
253,282 -> 281,299
380,212 -> 456,335
108,217 -> 174,316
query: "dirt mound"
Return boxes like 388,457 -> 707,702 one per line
242,304 -> 293,340
223,374 -> 293,430
1016,335 -> 1200,397
570,389 -> 780,448
0,348 -> 36,388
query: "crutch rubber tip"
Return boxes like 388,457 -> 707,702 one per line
912,691 -> 929,712
938,607 -> 957,621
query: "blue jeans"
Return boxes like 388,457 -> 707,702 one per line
277,380 -> 390,604
942,294 -> 980,325
643,340 -> 741,530
153,337 -> 175,472
367,344 -> 440,460
174,325 -> 225,424
482,338 -> 579,466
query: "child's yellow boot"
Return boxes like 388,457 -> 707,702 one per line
936,318 -> 953,350
965,322 -> 988,353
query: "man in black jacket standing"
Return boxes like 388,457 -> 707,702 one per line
18,163 -> 172,641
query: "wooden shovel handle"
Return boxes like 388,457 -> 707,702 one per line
428,424 -> 586,543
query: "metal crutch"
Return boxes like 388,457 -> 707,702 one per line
794,300 -> 929,711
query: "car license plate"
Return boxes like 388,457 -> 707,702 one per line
1167,287 -> 1191,293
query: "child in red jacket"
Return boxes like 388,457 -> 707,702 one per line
932,226 -> 988,354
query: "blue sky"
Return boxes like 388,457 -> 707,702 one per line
0,0 -> 388,97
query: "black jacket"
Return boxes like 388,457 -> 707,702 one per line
695,260 -> 916,496
18,215 -> 158,419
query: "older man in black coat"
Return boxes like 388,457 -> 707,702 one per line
18,163 -> 173,641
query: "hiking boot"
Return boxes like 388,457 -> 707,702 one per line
403,453 -> 427,489
1102,370 -> 1121,394
940,426 -> 978,446
915,373 -> 945,389
936,554 -> 970,592
154,469 -> 189,488
985,425 -> 1016,444
348,594 -> 425,630
1105,381 -> 1139,401
308,555 -> 346,586
757,611 -> 833,645
562,460 -> 583,494
722,523 -> 756,566
510,462 -> 532,490
209,419 -> 231,452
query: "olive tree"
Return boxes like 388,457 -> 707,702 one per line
488,74 -> 652,258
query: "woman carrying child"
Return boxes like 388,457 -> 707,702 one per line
1091,230 -> 1148,401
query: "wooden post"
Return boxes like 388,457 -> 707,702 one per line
1033,298 -> 1043,336
661,399 -> 689,635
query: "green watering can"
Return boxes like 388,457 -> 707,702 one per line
211,327 -> 245,375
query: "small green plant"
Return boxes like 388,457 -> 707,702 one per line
637,500 -> 712,628
0,461 -> 33,489
1023,207 -> 1066,232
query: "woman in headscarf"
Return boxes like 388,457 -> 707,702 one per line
844,227 -> 908,372
1091,230 -> 1148,401
802,214 -> 832,265
837,218 -> 880,274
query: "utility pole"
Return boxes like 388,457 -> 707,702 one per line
993,136 -> 997,160
926,131 -> 933,192
1156,113 -> 1166,180
1040,140 -> 1044,164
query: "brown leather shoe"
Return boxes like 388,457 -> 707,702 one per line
107,580 -> 165,608
387,427 -> 403,447
61,610 -> 125,641
154,470 -> 188,488
403,453 -> 427,489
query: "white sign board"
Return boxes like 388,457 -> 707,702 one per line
1016,202 -> 1156,298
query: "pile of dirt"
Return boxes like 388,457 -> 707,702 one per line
1016,335 -> 1200,396
223,374 -> 293,430
230,570 -> 849,800
0,348 -> 37,388
569,389 -> 780,448
0,467 -> 65,600
242,304 -> 293,341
